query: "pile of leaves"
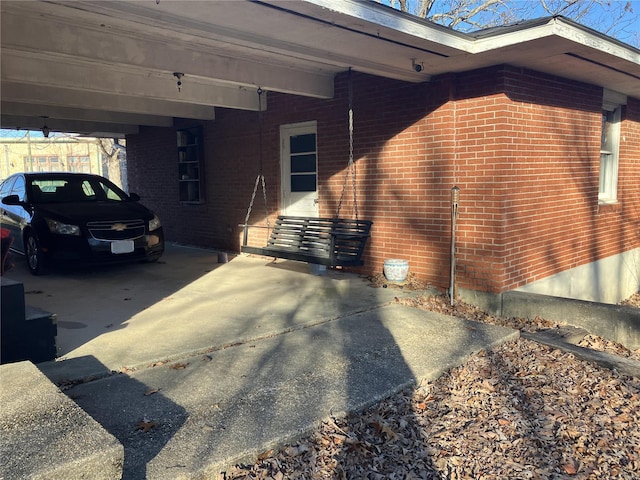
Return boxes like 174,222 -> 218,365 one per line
396,293 -> 559,332
222,293 -> 640,479
399,294 -> 640,361
223,339 -> 640,479
621,292 -> 640,308
367,272 -> 431,291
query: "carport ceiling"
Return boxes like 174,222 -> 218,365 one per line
2,0 -> 639,137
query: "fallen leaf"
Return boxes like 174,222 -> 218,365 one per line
136,420 -> 159,433
170,362 -> 189,370
144,388 -> 160,396
257,450 -> 273,461
562,461 -> 578,475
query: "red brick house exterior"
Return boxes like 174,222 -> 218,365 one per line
126,64 -> 640,303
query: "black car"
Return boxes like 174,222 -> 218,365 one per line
0,172 -> 164,274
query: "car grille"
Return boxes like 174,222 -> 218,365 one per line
87,219 -> 146,241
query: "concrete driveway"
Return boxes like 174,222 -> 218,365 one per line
5,243 -> 416,372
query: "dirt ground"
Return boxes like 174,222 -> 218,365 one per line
223,286 -> 640,480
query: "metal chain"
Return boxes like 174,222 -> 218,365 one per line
257,88 -> 271,228
244,87 -> 270,228
336,68 -> 358,219
244,174 -> 261,226
261,173 -> 270,228
350,135 -> 358,219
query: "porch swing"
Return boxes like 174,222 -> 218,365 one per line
240,72 -> 373,267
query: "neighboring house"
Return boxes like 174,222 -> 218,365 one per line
0,136 -> 127,189
0,136 -> 101,180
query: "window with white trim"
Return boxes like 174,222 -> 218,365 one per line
599,90 -> 626,203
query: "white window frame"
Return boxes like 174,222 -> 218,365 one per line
599,90 -> 626,204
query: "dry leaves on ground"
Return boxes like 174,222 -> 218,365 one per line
620,292 -> 640,308
398,293 -> 640,362
396,293 -> 560,333
222,291 -> 640,480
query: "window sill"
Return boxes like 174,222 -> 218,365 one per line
597,201 -> 622,213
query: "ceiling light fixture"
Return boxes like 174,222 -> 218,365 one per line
41,116 -> 50,138
173,72 -> 184,92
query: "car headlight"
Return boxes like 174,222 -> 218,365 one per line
46,218 -> 81,236
148,214 -> 161,232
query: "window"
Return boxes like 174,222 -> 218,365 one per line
0,176 -> 16,198
23,156 -> 60,172
67,156 -> 90,173
599,90 -> 626,203
12,175 -> 26,201
289,133 -> 317,192
177,127 -> 204,203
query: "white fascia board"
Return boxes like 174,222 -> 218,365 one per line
303,3 -> 639,73
549,18 -> 640,64
471,17 -> 640,65
292,0 -> 474,53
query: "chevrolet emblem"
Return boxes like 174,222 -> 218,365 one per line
111,223 -> 127,232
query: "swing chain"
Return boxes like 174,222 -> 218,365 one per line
244,174 -> 262,226
243,87 -> 270,229
336,68 -> 358,220
261,173 -> 270,228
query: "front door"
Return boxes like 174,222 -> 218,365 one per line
280,121 -> 318,217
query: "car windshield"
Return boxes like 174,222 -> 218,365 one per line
29,177 -> 128,203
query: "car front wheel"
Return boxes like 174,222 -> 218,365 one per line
25,232 -> 47,275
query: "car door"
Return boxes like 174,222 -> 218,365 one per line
0,175 -> 18,238
1,175 -> 28,250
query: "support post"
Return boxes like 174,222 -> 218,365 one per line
450,186 -> 460,306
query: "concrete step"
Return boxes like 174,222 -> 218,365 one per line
0,361 -> 123,480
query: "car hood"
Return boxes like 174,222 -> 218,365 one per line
35,201 -> 154,224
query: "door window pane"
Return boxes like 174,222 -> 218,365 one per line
289,133 -> 317,191
291,174 -> 316,192
291,154 -> 316,173
290,134 -> 316,154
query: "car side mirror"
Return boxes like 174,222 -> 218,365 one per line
1,195 -> 21,206
128,193 -> 141,202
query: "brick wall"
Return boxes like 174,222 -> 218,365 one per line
618,96 -> 640,259
126,66 -> 640,294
